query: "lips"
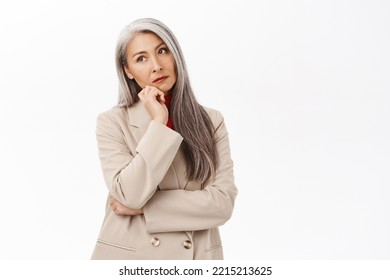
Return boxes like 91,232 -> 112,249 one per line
153,76 -> 168,83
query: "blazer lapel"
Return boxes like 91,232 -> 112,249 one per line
127,101 -> 152,144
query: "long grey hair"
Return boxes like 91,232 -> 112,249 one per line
115,18 -> 218,184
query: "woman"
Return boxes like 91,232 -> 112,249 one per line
91,18 -> 237,260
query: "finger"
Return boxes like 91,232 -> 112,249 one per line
157,91 -> 165,103
138,86 -> 152,100
144,86 -> 164,100
138,90 -> 145,102
115,208 -> 122,216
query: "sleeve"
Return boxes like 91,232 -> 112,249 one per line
96,111 -> 183,209
143,110 -> 238,233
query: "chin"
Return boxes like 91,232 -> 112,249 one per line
160,84 -> 174,93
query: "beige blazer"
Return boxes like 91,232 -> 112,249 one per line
91,101 -> 237,260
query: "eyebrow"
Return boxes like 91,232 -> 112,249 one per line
132,42 -> 166,58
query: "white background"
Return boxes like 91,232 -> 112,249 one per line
0,0 -> 389,260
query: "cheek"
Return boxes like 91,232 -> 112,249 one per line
169,58 -> 176,70
162,55 -> 175,70
131,68 -> 148,83
134,79 -> 146,89
171,71 -> 177,83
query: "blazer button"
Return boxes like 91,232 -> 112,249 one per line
182,240 -> 192,249
151,237 -> 160,247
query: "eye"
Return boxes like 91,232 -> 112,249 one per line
158,47 -> 168,55
136,56 -> 146,62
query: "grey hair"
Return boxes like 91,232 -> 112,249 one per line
115,18 -> 218,184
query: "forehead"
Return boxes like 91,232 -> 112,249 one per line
126,32 -> 164,55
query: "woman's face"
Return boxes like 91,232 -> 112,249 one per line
124,32 -> 177,94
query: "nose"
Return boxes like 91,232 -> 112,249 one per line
151,57 -> 163,72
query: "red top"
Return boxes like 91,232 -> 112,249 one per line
164,94 -> 173,129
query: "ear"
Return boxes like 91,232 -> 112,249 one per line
124,66 -> 134,80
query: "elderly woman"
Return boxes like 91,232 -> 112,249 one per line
91,18 -> 237,260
